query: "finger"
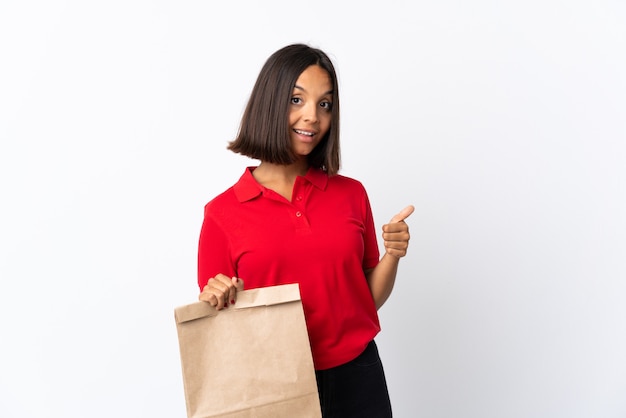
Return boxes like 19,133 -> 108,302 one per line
210,287 -> 227,309
384,240 -> 409,258
382,229 -> 410,242
384,238 -> 409,251
198,288 -> 219,307
383,222 -> 409,233
224,277 -> 241,306
213,273 -> 233,287
229,277 -> 244,305
207,274 -> 233,309
383,228 -> 411,257
385,247 -> 408,258
389,205 -> 415,223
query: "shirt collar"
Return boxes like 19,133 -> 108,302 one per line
233,166 -> 328,203
305,166 -> 328,191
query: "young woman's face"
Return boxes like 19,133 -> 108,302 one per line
288,65 -> 333,159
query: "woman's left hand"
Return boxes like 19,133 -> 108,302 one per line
382,205 -> 414,258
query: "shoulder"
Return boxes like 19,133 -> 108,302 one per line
327,173 -> 368,193
203,167 -> 259,215
203,186 -> 238,216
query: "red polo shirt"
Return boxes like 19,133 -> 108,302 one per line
197,166 -> 381,370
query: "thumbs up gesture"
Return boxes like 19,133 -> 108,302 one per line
382,205 -> 414,258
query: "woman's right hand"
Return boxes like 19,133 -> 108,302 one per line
199,274 -> 244,310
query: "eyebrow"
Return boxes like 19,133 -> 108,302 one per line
293,85 -> 334,96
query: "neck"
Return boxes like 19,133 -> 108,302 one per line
252,160 -> 310,201
255,160 -> 309,180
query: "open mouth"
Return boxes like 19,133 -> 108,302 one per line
294,129 -> 315,137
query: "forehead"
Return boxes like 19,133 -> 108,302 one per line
294,65 -> 333,92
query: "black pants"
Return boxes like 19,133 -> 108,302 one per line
315,340 -> 393,418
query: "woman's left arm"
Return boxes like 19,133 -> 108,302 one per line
365,205 -> 414,309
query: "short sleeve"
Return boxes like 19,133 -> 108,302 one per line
362,188 -> 380,270
197,207 -> 237,290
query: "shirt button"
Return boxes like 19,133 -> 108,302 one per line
296,195 -> 303,201
295,211 -> 302,217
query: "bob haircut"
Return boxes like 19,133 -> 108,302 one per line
227,44 -> 341,175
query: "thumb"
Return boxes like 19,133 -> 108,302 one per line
232,276 -> 244,291
389,205 -> 415,223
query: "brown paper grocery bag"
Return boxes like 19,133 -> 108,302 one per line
174,283 -> 322,418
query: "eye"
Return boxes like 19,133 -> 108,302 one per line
320,101 -> 332,111
291,97 -> 302,105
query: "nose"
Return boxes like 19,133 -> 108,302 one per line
302,103 -> 318,123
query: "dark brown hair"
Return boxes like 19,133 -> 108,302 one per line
227,44 -> 341,175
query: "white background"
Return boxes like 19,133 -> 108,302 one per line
1,1 -> 625,417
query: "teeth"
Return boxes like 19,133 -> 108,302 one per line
295,129 -> 314,136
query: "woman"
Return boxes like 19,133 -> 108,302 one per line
197,43 -> 413,417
